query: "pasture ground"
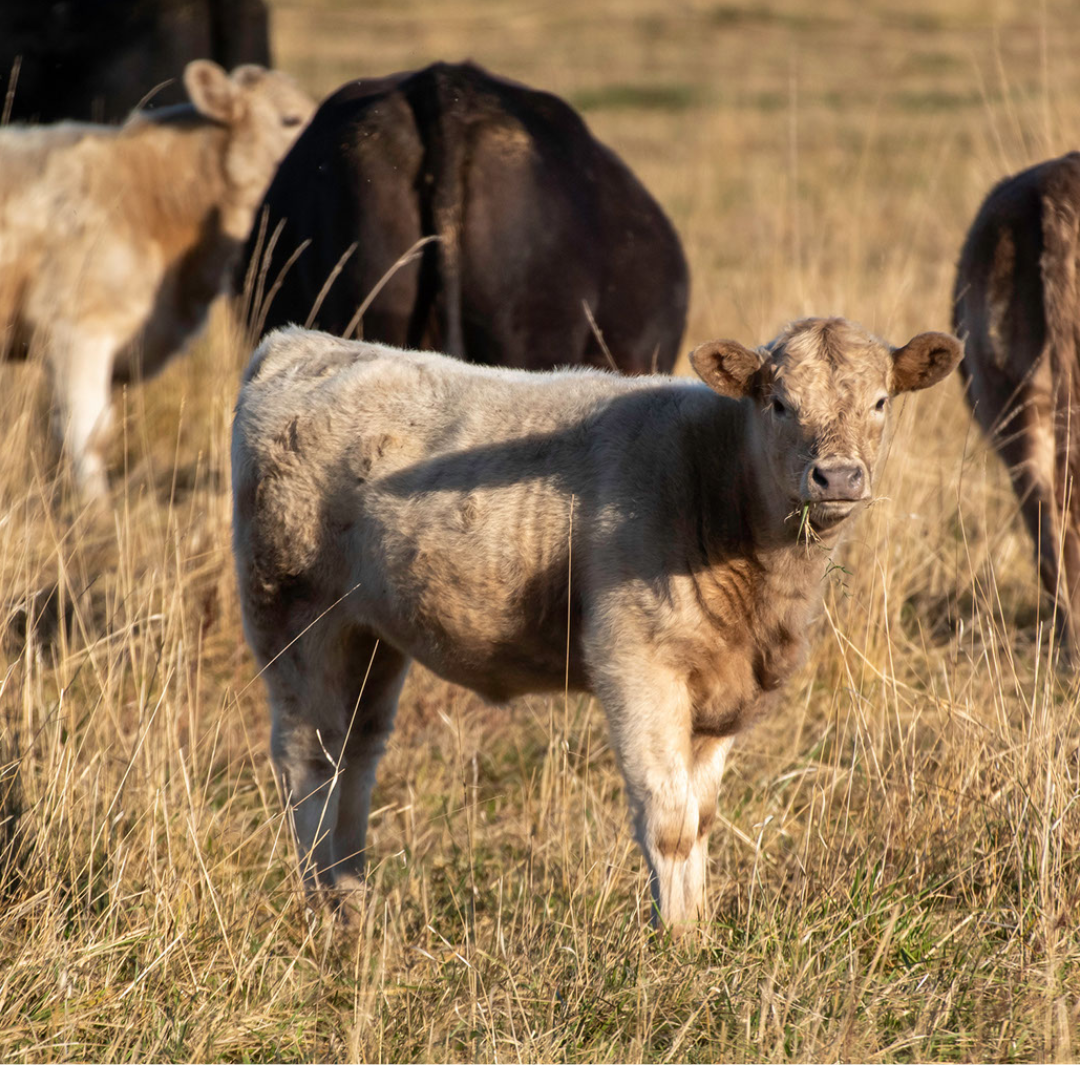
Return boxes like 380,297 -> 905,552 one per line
2,0 -> 1080,1063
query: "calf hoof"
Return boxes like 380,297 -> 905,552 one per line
327,871 -> 370,923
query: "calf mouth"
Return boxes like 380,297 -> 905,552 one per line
806,497 -> 867,526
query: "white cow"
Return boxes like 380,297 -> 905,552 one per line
232,318 -> 961,928
0,60 -> 315,496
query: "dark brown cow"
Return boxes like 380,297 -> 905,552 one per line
0,0 -> 270,124
954,152 -> 1080,653
241,61 -> 689,375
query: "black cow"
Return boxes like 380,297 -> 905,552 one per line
240,62 -> 689,375
0,0 -> 271,123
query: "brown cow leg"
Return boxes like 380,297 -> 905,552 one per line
1059,522 -> 1080,658
1051,392 -> 1080,657
1011,441 -> 1070,651
975,369 -> 1074,654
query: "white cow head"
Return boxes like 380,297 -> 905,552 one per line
183,60 -> 316,238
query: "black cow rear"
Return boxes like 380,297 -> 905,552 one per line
240,62 -> 689,375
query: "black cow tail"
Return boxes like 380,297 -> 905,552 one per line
427,78 -> 466,358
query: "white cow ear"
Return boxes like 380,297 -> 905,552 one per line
690,339 -> 768,399
184,60 -> 238,123
231,64 -> 267,90
889,332 -> 962,394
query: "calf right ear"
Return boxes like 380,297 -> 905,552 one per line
184,60 -> 239,124
690,340 -> 768,399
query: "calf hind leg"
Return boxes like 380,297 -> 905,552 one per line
268,680 -> 342,895
266,625 -> 409,899
328,633 -> 410,894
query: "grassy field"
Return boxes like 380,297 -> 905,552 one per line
3,0 -> 1080,1063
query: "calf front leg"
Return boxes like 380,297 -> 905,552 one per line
48,327 -> 117,499
685,732 -> 734,918
600,671 -> 723,930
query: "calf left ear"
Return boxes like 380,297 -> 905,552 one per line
691,340 -> 769,399
184,60 -> 239,124
889,332 -> 963,394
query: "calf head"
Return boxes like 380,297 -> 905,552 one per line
691,317 -> 961,533
183,60 -> 316,237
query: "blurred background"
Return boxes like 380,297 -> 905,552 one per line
266,0 -> 1080,350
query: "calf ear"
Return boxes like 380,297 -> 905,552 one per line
889,332 -> 963,394
184,60 -> 238,123
231,65 -> 268,90
690,340 -> 768,399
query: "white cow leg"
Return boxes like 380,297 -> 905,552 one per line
49,328 -> 116,499
600,670 -> 704,930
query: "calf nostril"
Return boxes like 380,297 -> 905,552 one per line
810,463 -> 866,500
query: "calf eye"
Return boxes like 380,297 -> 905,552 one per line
771,398 -> 787,417
874,396 -> 888,412
282,115 -> 304,127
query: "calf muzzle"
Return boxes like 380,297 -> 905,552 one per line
805,459 -> 867,503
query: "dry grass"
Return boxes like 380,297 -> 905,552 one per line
3,0 -> 1080,1062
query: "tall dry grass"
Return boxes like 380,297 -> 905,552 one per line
2,0 -> 1080,1062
